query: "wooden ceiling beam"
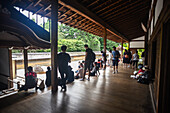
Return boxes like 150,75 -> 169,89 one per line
59,9 -> 71,18
59,0 -> 128,41
34,0 -> 42,7
98,0 -> 128,16
97,0 -> 123,14
87,0 -> 100,7
12,0 -> 17,4
109,7 -> 148,25
33,7 -> 44,14
44,4 -> 51,11
92,0 -> 112,11
103,0 -> 142,19
22,2 -> 33,11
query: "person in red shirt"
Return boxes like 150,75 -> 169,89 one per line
18,66 -> 38,92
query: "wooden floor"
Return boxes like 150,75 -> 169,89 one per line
0,66 -> 153,113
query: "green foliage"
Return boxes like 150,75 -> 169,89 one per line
58,39 -> 85,52
12,50 -> 22,53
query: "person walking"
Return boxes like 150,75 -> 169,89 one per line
112,46 -> 120,74
81,44 -> 93,81
108,50 -> 112,67
58,45 -> 71,91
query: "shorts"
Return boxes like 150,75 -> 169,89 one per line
112,60 -> 118,66
84,61 -> 91,71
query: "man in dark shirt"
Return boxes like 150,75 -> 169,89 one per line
58,45 -> 71,91
112,46 -> 120,74
81,44 -> 93,81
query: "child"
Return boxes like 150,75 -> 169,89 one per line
75,63 -> 84,79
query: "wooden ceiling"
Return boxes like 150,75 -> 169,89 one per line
9,0 -> 151,42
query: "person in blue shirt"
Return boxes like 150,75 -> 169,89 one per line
112,46 -> 120,74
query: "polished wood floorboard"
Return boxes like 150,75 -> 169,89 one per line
0,66 -> 153,113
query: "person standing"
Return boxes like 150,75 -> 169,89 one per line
112,46 -> 120,74
58,45 -> 71,91
141,51 -> 145,66
108,50 -> 112,67
123,49 -> 128,68
101,51 -> 107,69
132,50 -> 139,70
45,66 -> 51,87
127,49 -> 132,68
81,44 -> 93,81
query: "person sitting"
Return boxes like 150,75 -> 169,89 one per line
75,61 -> 81,73
130,64 -> 144,79
97,59 -> 101,69
45,66 -> 51,87
75,63 -> 84,79
87,62 -> 100,76
137,65 -> 150,84
18,66 -> 38,92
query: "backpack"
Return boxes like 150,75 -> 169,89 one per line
116,51 -> 120,58
67,66 -> 74,83
91,51 -> 96,62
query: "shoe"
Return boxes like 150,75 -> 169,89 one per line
112,71 -> 115,74
116,70 -> 118,73
80,78 -> 84,81
87,78 -> 90,81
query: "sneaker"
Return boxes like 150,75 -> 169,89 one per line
112,71 -> 115,74
80,78 -> 84,81
116,70 -> 118,73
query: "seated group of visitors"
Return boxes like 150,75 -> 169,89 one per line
130,64 -> 151,84
75,61 -> 100,79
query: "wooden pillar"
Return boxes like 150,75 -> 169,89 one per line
121,39 -> 123,59
9,50 -> 13,88
145,31 -> 148,65
23,49 -> 28,75
51,0 -> 58,93
128,41 -> 130,49
104,27 -> 107,67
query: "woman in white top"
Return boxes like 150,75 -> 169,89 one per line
132,50 -> 139,69
108,50 -> 112,67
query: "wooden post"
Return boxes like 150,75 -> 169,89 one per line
23,49 -> 28,75
128,41 -> 130,49
9,50 -> 13,88
121,39 -> 123,59
51,0 -> 58,93
104,27 -> 107,68
145,31 -> 148,65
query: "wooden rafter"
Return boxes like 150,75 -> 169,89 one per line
96,0 -> 123,14
22,2 -> 33,11
33,7 -> 44,14
92,0 -> 112,11
34,0 -> 42,7
87,0 -> 100,7
59,0 -> 129,41
98,0 -> 128,16
103,0 -> 144,20
44,4 -> 51,11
